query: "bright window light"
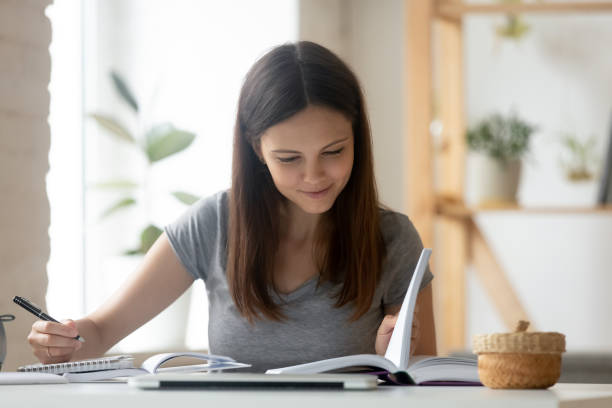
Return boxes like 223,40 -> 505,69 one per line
47,0 -> 298,352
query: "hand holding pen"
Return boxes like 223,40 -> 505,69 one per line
13,296 -> 85,364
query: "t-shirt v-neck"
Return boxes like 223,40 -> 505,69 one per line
273,275 -> 320,303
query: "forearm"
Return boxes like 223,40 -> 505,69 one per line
70,233 -> 194,360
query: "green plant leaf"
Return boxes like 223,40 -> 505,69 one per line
123,225 -> 163,256
171,191 -> 200,205
89,114 -> 136,144
466,112 -> 535,164
91,180 -> 139,190
140,224 -> 163,254
496,16 -> 530,40
145,123 -> 196,163
100,197 -> 136,220
110,70 -> 139,113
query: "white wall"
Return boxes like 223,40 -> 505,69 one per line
299,0 -> 406,212
298,0 -> 350,63
345,0 -> 406,212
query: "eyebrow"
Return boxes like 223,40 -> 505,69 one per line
271,137 -> 350,154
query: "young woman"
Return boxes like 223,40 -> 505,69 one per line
27,41 -> 436,372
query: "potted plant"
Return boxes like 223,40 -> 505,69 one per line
466,112 -> 536,206
555,132 -> 602,206
89,71 -> 200,351
558,132 -> 599,182
91,71 -> 199,253
495,0 -> 530,41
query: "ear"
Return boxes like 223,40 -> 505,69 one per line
253,140 -> 266,164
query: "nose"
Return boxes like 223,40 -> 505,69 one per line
303,158 -> 325,185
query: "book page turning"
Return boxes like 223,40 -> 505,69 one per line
384,248 -> 432,371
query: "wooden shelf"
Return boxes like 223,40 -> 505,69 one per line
437,1 -> 612,20
405,0 -> 612,354
436,198 -> 612,219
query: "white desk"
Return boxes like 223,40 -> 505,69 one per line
1,383 -> 611,408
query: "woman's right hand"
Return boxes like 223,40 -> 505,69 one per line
27,319 -> 83,364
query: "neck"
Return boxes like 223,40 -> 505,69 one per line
280,201 -> 321,243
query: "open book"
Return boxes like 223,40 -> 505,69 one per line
266,249 -> 480,385
51,352 -> 248,382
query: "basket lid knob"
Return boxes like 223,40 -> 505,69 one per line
515,320 -> 530,332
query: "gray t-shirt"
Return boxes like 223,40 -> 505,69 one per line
164,190 -> 433,372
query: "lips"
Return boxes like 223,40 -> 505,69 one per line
300,185 -> 332,199
302,186 -> 331,194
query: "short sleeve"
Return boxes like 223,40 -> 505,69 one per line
163,190 -> 227,282
380,210 -> 434,308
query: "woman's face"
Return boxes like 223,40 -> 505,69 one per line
259,105 -> 354,215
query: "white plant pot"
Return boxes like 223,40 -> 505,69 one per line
466,154 -> 522,206
102,256 -> 192,353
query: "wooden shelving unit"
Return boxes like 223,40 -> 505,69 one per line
404,0 -> 612,354
437,1 -> 612,19
437,199 -> 612,219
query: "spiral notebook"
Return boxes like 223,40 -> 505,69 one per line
18,355 -> 135,374
17,352 -> 250,382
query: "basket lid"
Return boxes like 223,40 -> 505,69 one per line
473,321 -> 566,354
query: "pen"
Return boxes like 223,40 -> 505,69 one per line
13,296 -> 85,343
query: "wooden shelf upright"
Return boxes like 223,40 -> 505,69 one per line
404,0 -> 612,355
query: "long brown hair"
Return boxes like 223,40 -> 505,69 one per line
228,41 -> 385,322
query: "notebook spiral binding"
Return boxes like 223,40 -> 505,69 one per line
18,355 -> 134,374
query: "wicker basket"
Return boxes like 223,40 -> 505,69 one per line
472,321 -> 565,389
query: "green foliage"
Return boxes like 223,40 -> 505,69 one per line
124,225 -> 163,256
100,197 -> 136,220
495,0 -> 530,40
172,191 -> 200,205
145,123 -> 196,163
466,112 -> 536,164
90,70 -> 201,256
496,15 -> 530,40
92,180 -> 139,190
111,71 -> 139,112
559,132 -> 599,181
89,114 -> 135,144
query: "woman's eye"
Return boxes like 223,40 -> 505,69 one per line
277,156 -> 299,163
324,148 -> 344,156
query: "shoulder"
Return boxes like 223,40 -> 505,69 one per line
378,208 -> 421,247
165,189 -> 229,242
377,208 -> 433,305
164,189 -> 229,281
378,208 -> 427,279
192,189 -> 228,215
183,189 -> 229,227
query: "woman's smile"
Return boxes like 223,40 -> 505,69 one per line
300,185 -> 332,199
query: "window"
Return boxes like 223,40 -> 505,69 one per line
47,0 -> 298,352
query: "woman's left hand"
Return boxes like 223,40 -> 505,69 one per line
375,302 -> 420,356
